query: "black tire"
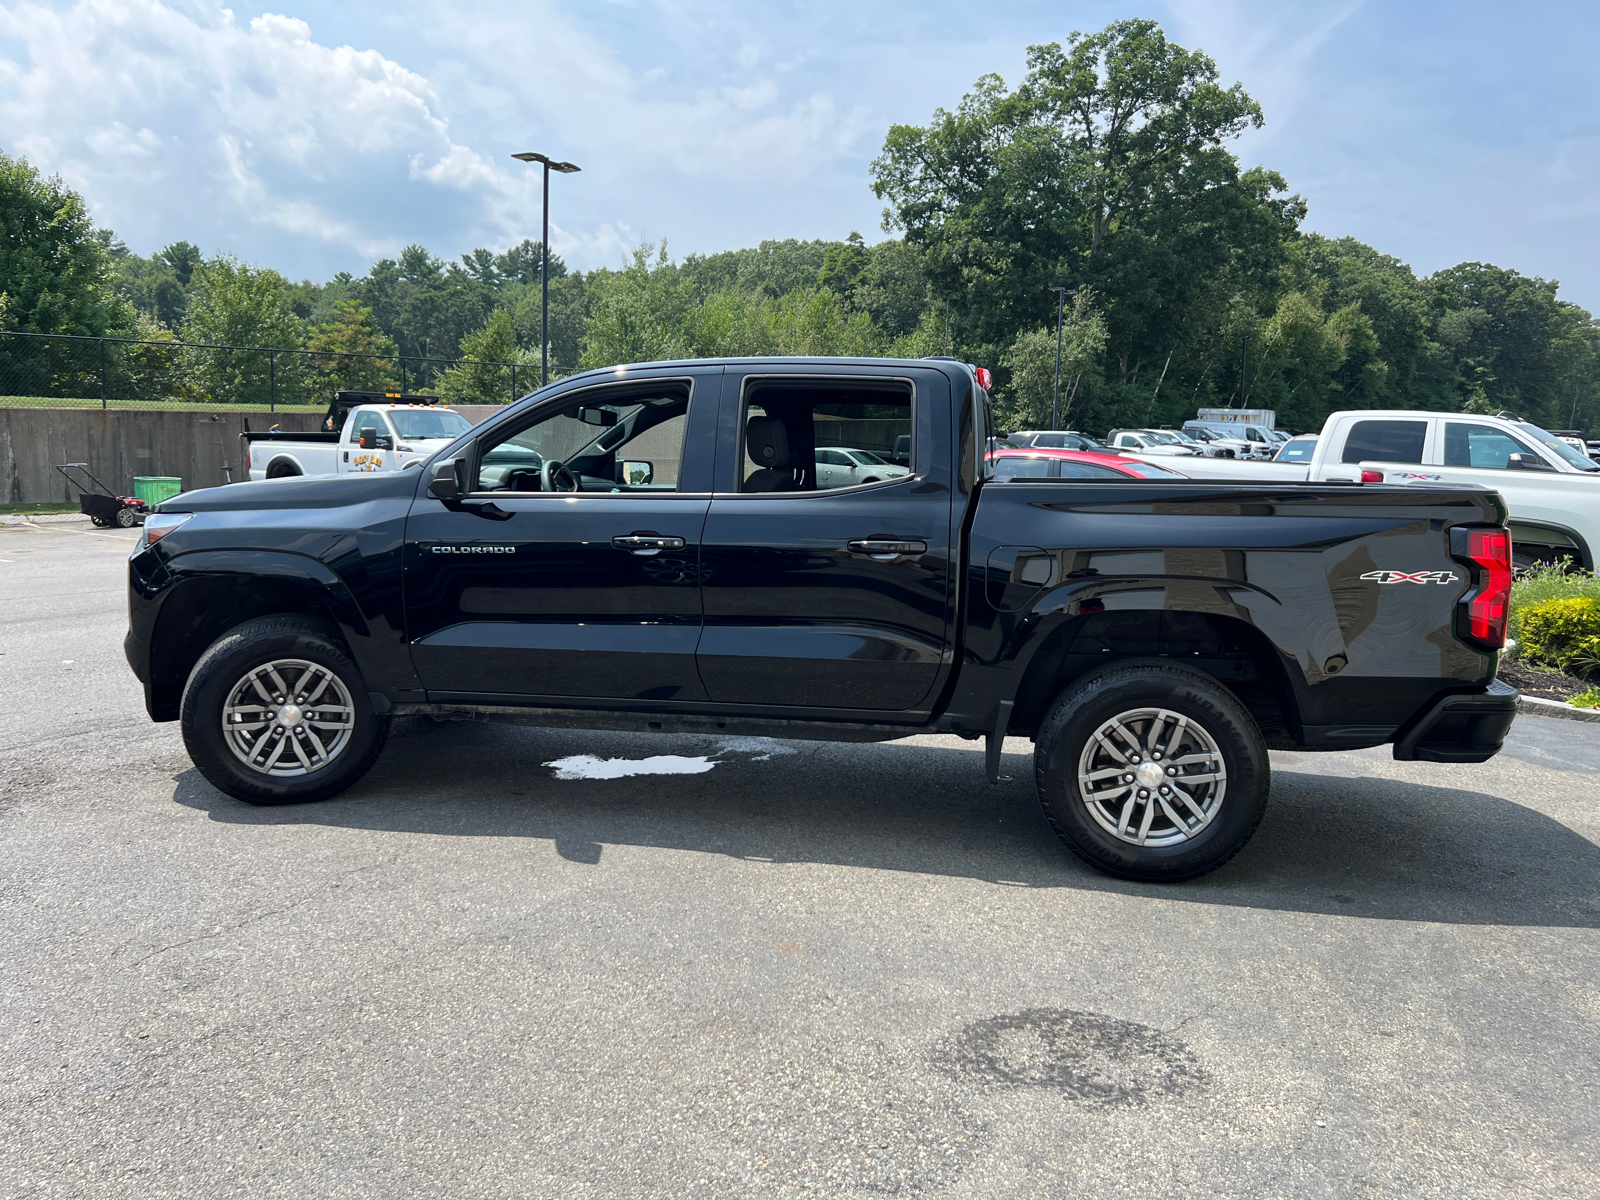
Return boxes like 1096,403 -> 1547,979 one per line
89,515 -> 112,528
180,616 -> 390,805
1512,549 -> 1541,575
265,460 -> 302,479
116,506 -> 142,528
1034,658 -> 1269,882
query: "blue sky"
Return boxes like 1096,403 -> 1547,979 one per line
2,0 -> 1597,310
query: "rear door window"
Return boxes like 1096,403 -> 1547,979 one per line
1342,419 -> 1426,464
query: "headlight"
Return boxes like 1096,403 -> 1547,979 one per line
141,512 -> 193,549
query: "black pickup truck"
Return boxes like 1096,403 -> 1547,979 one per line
125,356 -> 1518,881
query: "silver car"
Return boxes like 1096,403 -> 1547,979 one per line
814,447 -> 912,489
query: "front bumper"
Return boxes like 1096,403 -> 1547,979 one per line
1392,679 -> 1518,763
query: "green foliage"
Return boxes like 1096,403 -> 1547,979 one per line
1507,564 -> 1600,648
0,151 -> 132,338
438,309 -> 533,405
1568,686 -> 1600,708
1515,596 -> 1600,673
305,301 -> 399,398
181,255 -> 304,405
997,291 -> 1109,431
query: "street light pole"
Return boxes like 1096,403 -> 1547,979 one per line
1048,287 -> 1074,430
512,151 -> 581,388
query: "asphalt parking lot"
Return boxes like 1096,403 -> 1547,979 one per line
2,516 -> 1597,1199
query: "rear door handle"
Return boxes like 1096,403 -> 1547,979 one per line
847,538 -> 927,559
612,533 -> 686,556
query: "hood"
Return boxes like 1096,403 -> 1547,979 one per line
159,469 -> 420,513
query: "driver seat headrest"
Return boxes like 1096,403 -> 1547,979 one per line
746,416 -> 791,469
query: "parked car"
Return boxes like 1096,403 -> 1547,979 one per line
1106,429 -> 1203,457
1179,426 -> 1252,458
889,434 -> 912,467
988,448 -> 1190,480
1159,409 -> 1600,570
1007,430 -> 1111,451
814,446 -> 911,488
1183,420 -> 1278,457
1274,435 -> 1318,464
245,392 -> 475,480
128,358 -> 1517,883
1155,427 -> 1236,458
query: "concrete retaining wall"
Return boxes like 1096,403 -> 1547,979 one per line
0,405 -> 523,504
1,408 -> 325,504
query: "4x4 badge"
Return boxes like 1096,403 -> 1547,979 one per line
1360,569 -> 1459,585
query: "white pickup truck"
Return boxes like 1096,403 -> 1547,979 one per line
244,392 -> 475,481
1137,409 -> 1600,569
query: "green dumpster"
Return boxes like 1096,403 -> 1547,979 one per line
134,477 -> 183,505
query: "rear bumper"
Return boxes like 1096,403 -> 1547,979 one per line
1392,679 -> 1518,763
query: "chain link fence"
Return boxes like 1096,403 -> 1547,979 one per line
0,330 -> 545,411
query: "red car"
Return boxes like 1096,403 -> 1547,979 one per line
987,447 -> 1190,481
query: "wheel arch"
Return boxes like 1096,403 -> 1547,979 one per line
265,455 -> 305,478
1005,608 -> 1302,748
145,552 -> 370,721
1505,518 -> 1592,570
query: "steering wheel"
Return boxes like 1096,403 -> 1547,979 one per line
541,458 -> 579,493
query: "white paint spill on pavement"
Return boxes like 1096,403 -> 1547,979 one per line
543,737 -> 799,780
545,754 -> 717,780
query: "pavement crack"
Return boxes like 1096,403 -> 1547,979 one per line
126,856 -> 395,967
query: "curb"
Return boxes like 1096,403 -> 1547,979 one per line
1517,694 -> 1600,723
0,512 -> 93,526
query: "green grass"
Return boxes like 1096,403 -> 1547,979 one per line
0,501 -> 81,515
0,395 -> 325,413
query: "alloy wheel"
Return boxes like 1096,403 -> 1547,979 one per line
1077,706 -> 1228,846
221,658 -> 356,777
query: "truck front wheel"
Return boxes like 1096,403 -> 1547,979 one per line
1034,660 -> 1269,882
180,616 -> 391,805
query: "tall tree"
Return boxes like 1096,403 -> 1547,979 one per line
0,150 -> 133,396
305,301 -> 400,399
871,19 -> 1300,428
181,255 -> 304,405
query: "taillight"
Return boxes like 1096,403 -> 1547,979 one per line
1360,470 -> 1383,483
1453,527 -> 1512,647
974,366 -> 993,390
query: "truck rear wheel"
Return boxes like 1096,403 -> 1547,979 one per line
180,616 -> 390,805
1034,660 -> 1269,882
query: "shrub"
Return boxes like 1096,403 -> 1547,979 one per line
1569,687 -> 1600,709
1506,563 -> 1600,650
1517,596 -> 1600,673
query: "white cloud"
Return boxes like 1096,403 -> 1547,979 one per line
0,0 -> 880,274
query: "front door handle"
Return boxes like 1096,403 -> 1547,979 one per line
612,532 -> 687,556
847,538 -> 927,559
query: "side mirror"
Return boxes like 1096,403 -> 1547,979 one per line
376,434 -> 393,451
621,460 -> 654,486
1506,453 -> 1554,472
428,459 -> 463,501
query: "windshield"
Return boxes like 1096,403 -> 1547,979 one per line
1518,423 -> 1599,471
1146,431 -> 1180,444
389,409 -> 473,440
850,449 -> 888,466
1276,437 -> 1317,463
1124,459 -> 1185,478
